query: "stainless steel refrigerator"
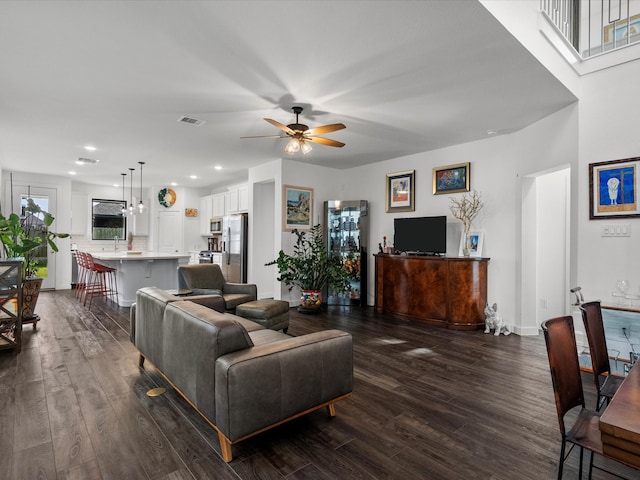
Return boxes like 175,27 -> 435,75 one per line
221,213 -> 248,283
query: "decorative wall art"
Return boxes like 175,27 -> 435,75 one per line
589,157 -> 640,219
385,170 -> 415,212
604,14 -> 640,43
458,231 -> 484,257
185,208 -> 198,217
433,162 -> 470,195
158,188 -> 177,208
283,185 -> 313,231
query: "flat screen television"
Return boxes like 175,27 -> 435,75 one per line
393,216 -> 447,255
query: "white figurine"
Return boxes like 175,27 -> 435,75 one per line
484,303 -> 510,336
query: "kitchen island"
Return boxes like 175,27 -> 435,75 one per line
90,251 -> 190,307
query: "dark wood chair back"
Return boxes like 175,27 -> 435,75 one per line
581,301 -> 610,380
542,315 -> 585,436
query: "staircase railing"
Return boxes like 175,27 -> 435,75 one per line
541,0 -> 640,58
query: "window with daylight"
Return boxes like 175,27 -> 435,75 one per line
92,199 -> 126,240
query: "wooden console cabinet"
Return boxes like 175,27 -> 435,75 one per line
374,254 -> 489,330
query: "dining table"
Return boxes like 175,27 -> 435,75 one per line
599,360 -> 640,468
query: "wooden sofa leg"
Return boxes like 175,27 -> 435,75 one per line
327,402 -> 336,417
138,353 -> 145,367
218,432 -> 233,462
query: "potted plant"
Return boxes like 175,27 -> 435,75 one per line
266,224 -> 350,313
0,198 -> 69,323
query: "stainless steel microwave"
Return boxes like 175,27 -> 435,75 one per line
210,217 -> 223,233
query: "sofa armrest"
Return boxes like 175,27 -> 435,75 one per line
187,294 -> 225,313
214,330 -> 353,441
223,282 -> 257,300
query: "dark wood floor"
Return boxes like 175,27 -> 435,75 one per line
1,290 -> 637,479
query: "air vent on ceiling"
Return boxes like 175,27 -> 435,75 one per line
178,116 -> 206,126
76,157 -> 99,165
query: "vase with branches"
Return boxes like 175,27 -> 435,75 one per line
449,190 -> 483,256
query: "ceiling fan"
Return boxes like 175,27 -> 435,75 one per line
242,106 -> 346,154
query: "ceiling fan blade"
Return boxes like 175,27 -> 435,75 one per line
305,136 -> 345,148
264,118 -> 294,135
305,123 -> 346,136
240,134 -> 287,139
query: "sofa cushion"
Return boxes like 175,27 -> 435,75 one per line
223,293 -> 256,311
248,328 -> 291,346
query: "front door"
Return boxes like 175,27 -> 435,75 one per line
10,185 -> 58,290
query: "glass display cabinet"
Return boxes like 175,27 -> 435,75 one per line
0,259 -> 23,351
324,200 -> 368,306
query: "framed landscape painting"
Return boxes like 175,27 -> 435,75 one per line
283,185 -> 313,230
589,157 -> 640,219
386,170 -> 415,212
433,162 -> 470,195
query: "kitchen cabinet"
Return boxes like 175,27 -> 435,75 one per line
200,195 -> 213,235
212,193 -> 226,217
227,184 -> 248,214
71,193 -> 89,235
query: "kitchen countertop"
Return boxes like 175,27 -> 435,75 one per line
90,251 -> 190,261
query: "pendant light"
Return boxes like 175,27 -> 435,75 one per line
128,167 -> 135,215
137,161 -> 145,213
121,173 -> 127,214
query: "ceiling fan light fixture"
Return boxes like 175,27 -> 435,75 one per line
300,140 -> 312,154
285,138 -> 300,154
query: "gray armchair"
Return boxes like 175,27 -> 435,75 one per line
178,263 -> 257,312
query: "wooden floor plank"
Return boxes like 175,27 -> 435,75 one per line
7,290 -> 640,479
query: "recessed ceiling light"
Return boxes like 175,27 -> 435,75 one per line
76,157 -> 99,165
190,175 -> 198,179
487,129 -> 498,135
84,145 -> 97,151
170,182 -> 178,186
214,165 -> 222,170
69,171 -> 77,175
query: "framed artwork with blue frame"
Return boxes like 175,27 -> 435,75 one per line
589,157 -> 640,219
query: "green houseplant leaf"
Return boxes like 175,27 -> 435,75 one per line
0,198 -> 69,278
266,224 -> 350,293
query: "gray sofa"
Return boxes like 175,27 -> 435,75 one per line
130,287 -> 353,462
177,263 -> 257,312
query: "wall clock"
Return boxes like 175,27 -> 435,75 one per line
158,187 -> 176,208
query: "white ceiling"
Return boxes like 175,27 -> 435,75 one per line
0,1 -> 576,190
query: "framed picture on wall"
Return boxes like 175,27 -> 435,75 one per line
589,157 -> 640,219
459,231 -> 484,257
283,185 -> 313,231
385,170 -> 415,212
433,162 -> 470,195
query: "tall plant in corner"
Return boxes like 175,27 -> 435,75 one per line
266,224 -> 350,312
0,198 -> 69,277
0,198 -> 69,321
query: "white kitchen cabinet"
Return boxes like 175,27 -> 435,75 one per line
71,193 -> 89,235
211,193 -> 226,217
199,195 -> 213,235
131,199 -> 150,235
227,184 -> 248,214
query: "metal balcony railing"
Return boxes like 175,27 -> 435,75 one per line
541,0 -> 640,58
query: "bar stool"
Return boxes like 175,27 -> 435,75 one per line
82,252 -> 118,307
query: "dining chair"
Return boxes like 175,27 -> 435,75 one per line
543,315 -> 602,479
580,300 -> 625,411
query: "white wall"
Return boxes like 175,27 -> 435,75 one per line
578,58 -> 640,303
